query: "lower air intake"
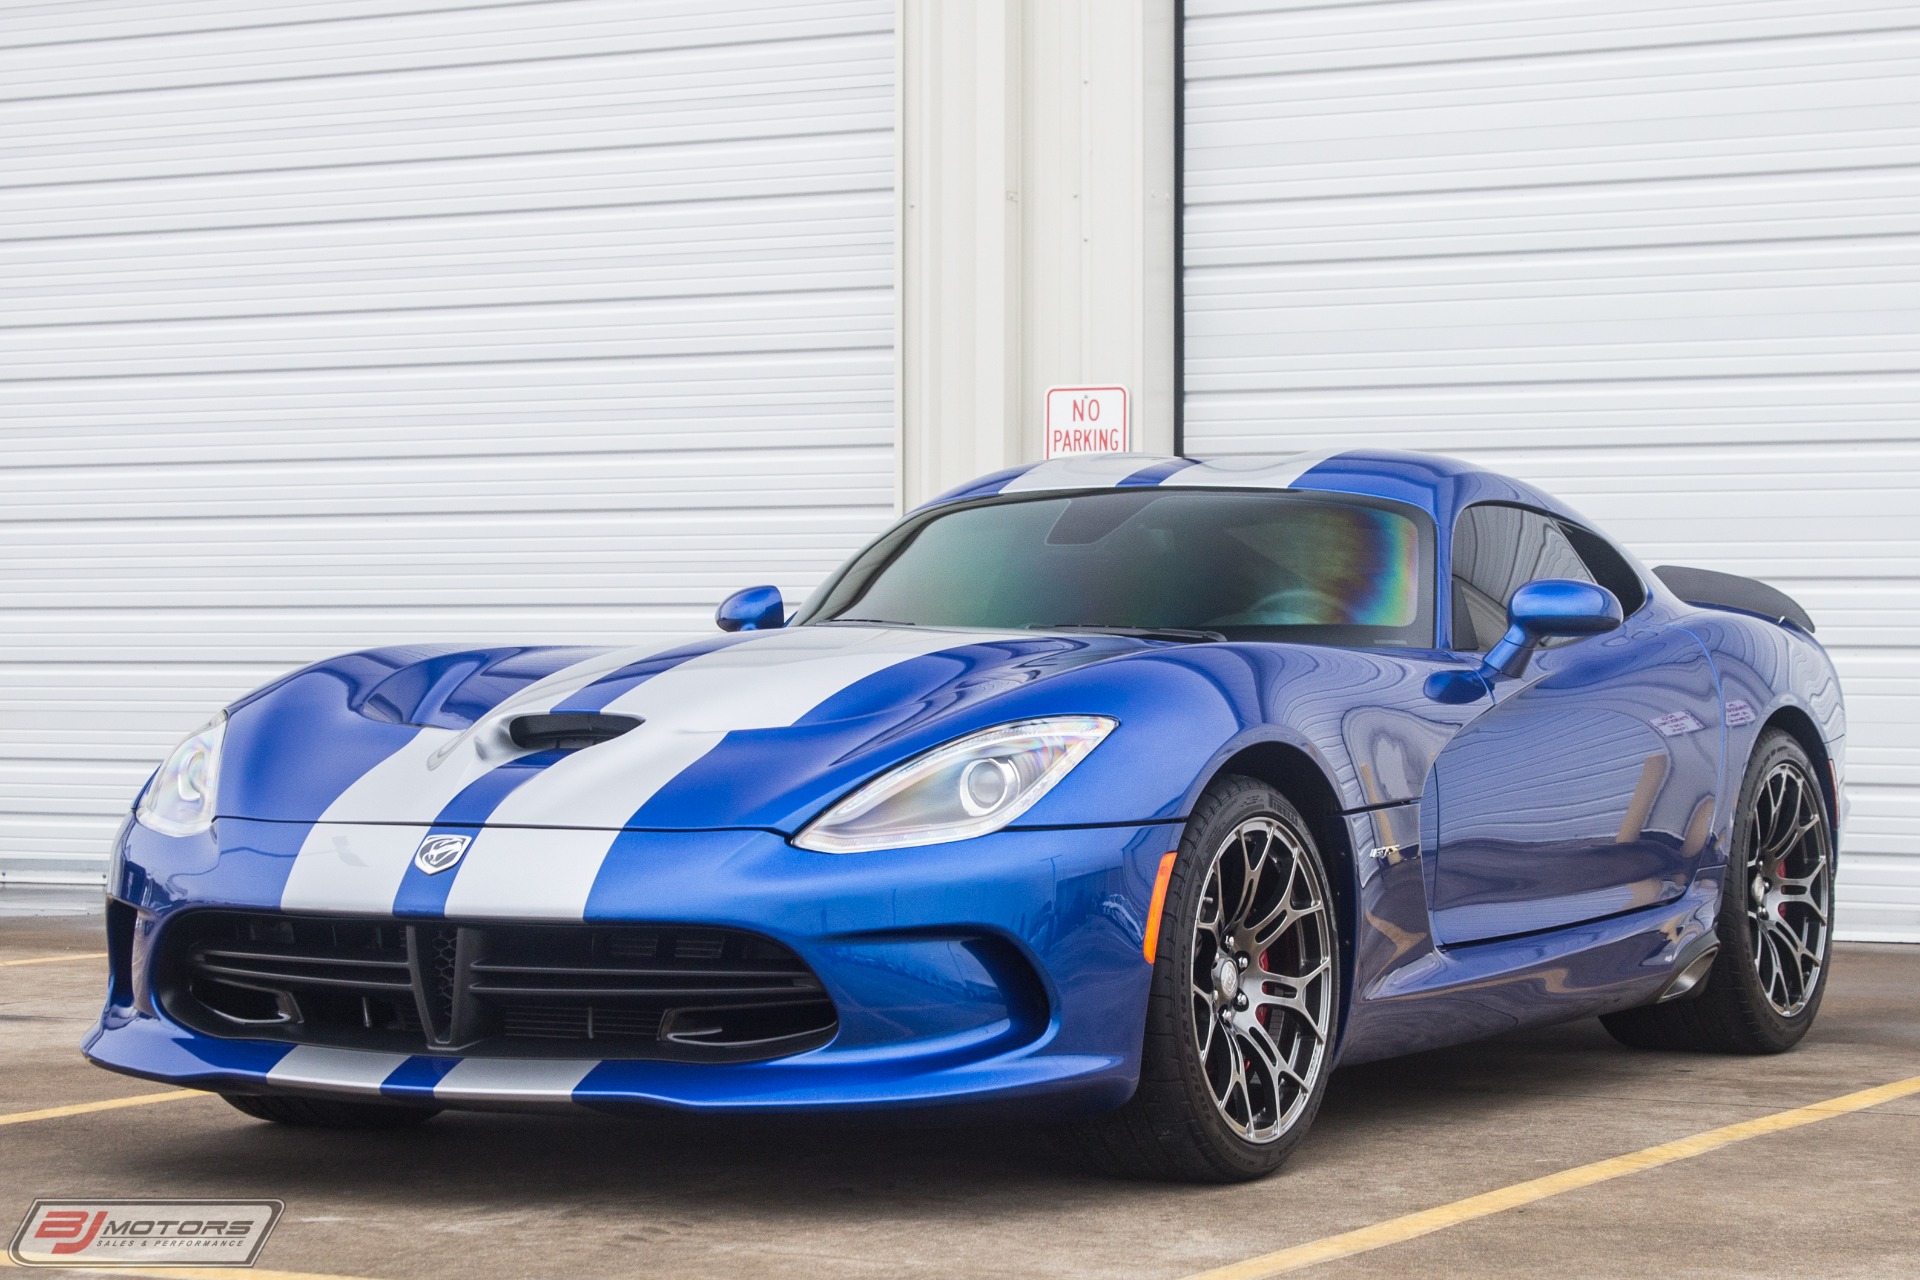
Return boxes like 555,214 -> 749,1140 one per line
157,911 -> 837,1064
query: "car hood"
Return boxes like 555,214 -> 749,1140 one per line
216,624 -> 1155,833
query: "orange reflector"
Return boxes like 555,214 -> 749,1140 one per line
1142,851 -> 1179,965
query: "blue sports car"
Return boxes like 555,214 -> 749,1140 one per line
88,449 -> 1844,1182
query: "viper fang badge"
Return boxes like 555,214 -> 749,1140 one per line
412,833 -> 471,876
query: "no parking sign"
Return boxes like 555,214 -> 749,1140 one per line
1044,386 -> 1128,458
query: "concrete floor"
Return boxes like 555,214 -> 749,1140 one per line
3,913 -> 1916,1280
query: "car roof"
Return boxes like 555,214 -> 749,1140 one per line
921,448 -> 1591,532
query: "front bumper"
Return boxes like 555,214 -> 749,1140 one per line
86,817 -> 1176,1120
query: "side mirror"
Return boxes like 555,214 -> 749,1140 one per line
715,585 -> 785,633
1483,578 -> 1622,678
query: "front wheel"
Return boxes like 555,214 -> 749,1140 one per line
1602,730 -> 1835,1054
1067,776 -> 1340,1182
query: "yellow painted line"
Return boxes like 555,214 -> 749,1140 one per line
0,953 -> 106,968
0,1090 -> 212,1128
2,1258 -> 383,1280
1187,1073 -> 1920,1279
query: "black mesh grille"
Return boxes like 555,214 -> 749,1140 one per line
158,911 -> 836,1063
500,1005 -> 663,1042
422,925 -> 458,1038
673,935 -> 725,961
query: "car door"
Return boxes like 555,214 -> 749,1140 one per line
1427,504 -> 1721,947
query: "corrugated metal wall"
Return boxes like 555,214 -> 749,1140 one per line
0,0 -> 896,886
1183,0 -> 1919,940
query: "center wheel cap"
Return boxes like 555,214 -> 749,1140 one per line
1214,957 -> 1239,1003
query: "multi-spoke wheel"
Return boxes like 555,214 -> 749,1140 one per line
1602,730 -> 1835,1054
1189,815 -> 1335,1144
1066,776 -> 1340,1182
1744,759 -> 1831,1017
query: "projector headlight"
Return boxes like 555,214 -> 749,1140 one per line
136,713 -> 227,837
794,716 -> 1116,854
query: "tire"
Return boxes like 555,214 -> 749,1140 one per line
1602,730 -> 1835,1054
222,1092 -> 441,1129
1067,776 -> 1341,1182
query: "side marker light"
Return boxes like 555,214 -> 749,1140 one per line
1142,851 -> 1179,965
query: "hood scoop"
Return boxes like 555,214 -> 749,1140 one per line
508,713 -> 643,752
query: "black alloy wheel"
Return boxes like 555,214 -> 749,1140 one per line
1602,730 -> 1834,1054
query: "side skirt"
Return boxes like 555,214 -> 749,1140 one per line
1337,878 -> 1719,1066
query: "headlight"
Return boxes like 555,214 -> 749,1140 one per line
793,716 -> 1116,853
136,713 -> 227,837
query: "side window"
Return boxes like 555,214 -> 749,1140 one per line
1449,504 -> 1595,651
1558,521 -> 1649,618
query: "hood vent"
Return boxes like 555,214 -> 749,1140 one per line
507,713 -> 642,752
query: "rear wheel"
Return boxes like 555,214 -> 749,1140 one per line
222,1093 -> 440,1129
1602,730 -> 1833,1054
1068,777 -> 1340,1182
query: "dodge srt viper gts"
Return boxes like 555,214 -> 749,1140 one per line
89,449 -> 1844,1182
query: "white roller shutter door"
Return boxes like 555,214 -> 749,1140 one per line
0,0 -> 895,887
1184,0 -> 1919,940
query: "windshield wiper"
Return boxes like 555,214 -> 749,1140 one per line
1028,624 -> 1225,643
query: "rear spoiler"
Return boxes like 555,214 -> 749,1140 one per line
1653,565 -> 1815,634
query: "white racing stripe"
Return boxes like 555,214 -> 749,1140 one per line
432,1057 -> 598,1101
440,734 -> 724,918
443,625 -> 1019,918
1166,451 -> 1340,489
279,753 -> 453,915
262,1046 -> 598,1103
265,1045 -> 412,1093
279,647 -> 662,914
994,451 -> 1345,497
998,453 -> 1165,493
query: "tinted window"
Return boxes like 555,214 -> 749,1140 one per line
1450,504 -> 1595,651
801,489 -> 1435,648
1559,522 -> 1648,617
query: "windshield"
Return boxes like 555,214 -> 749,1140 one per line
798,488 -> 1435,648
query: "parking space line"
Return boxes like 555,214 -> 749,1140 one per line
0,1090 -> 212,1128
0,953 -> 106,968
1185,1073 -> 1920,1279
